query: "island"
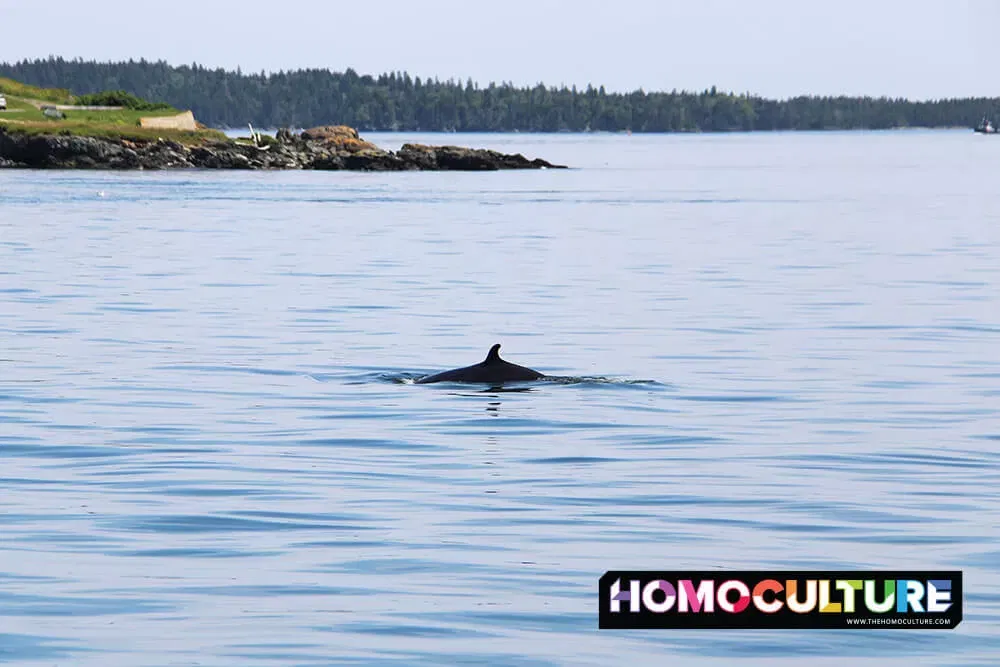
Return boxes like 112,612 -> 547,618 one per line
0,78 -> 566,171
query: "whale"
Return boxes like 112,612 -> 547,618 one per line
416,344 -> 545,384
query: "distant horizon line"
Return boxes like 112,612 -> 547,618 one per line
3,55 -> 998,105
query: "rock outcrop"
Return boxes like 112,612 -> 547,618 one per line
397,144 -> 559,171
0,125 -> 568,171
298,125 -> 380,153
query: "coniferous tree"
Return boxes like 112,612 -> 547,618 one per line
1,57 -> 996,131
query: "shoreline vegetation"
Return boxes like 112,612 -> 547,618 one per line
0,77 -> 225,143
1,57 -> 997,133
0,79 -> 566,171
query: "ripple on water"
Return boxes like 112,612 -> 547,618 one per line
2,135 -> 999,665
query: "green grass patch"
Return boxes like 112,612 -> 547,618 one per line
1,97 -> 185,125
0,95 -> 41,115
63,107 -> 181,124
0,77 -> 74,104
0,118 -> 228,145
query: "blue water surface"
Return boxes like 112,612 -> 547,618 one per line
1,130 -> 998,666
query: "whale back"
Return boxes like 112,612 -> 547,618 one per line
416,343 -> 544,384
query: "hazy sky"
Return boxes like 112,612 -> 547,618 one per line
1,0 -> 997,99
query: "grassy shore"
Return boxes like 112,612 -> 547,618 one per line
0,77 -> 74,104
0,78 -> 228,145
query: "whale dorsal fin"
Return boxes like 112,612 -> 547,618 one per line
485,343 -> 502,363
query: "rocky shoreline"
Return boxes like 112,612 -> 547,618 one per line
0,125 -> 567,171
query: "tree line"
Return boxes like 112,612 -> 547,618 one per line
1,57 -> 996,132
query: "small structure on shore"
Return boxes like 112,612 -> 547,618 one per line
139,110 -> 197,131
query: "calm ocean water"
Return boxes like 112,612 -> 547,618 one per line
1,130 -> 998,666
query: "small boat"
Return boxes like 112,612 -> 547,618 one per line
974,116 -> 998,134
